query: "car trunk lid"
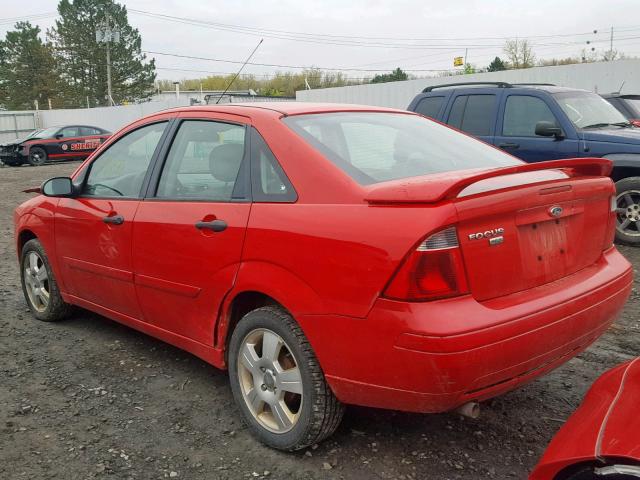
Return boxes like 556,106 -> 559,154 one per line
365,158 -> 615,301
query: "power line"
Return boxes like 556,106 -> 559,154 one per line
130,9 -> 640,44
144,50 -> 453,72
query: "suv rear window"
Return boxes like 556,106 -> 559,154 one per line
283,112 -> 519,185
414,96 -> 445,118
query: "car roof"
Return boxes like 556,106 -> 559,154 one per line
420,83 -> 589,95
162,102 -> 409,118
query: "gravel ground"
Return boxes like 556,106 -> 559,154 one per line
1,161 -> 639,480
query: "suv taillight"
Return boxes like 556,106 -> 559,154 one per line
383,226 -> 469,301
605,194 -> 617,249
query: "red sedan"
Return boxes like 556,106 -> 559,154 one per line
530,358 -> 640,480
14,103 -> 632,450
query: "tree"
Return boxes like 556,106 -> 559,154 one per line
48,0 -> 155,107
0,22 -> 60,110
487,56 -> 506,72
463,63 -> 476,74
503,39 -> 536,69
370,67 -> 408,84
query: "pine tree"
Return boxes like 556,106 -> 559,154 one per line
48,0 -> 156,107
487,56 -> 506,72
0,22 -> 59,110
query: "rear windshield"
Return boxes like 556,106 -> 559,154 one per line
283,112 -> 519,185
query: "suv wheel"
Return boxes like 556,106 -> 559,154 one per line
228,306 -> 344,450
614,177 -> 640,245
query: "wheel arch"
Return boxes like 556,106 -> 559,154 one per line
17,228 -> 37,256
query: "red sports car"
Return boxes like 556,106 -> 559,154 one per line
530,357 -> 640,480
14,103 -> 632,450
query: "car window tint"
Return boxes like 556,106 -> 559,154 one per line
503,95 -> 557,136
284,112 -> 519,185
84,122 -> 167,198
60,126 -> 79,138
414,96 -> 445,119
447,95 -> 495,136
251,128 -> 296,202
156,120 -> 246,201
80,127 -> 100,136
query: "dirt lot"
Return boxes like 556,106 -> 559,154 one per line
1,161 -> 639,480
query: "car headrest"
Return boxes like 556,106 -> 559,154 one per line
209,143 -> 244,183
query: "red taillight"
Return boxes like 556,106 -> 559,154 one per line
383,227 -> 469,301
631,119 -> 640,127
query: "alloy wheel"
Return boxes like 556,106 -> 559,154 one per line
616,190 -> 640,237
23,251 -> 50,312
237,328 -> 303,434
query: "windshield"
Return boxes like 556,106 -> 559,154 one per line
623,97 -> 640,117
554,91 -> 628,128
32,127 -> 61,138
283,112 -> 520,185
25,129 -> 43,139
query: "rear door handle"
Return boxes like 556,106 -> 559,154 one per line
195,220 -> 227,232
498,142 -> 520,149
102,214 -> 124,225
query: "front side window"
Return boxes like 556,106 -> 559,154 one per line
156,120 -> 247,201
284,112 -> 520,185
503,95 -> 558,137
447,94 -> 496,136
84,122 -> 167,198
59,126 -> 79,138
554,91 -> 628,128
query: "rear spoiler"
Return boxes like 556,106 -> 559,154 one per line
364,158 -> 612,204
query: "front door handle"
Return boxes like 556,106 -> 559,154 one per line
195,219 -> 227,232
498,142 -> 520,149
103,214 -> 124,225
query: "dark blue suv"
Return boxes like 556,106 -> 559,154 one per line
408,82 -> 640,244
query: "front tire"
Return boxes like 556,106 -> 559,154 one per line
20,239 -> 72,321
27,147 -> 47,166
614,177 -> 640,245
228,306 -> 344,450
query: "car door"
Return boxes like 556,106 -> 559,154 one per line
50,126 -> 82,160
494,93 -> 580,162
444,91 -> 500,144
131,113 -> 252,344
54,119 -> 171,319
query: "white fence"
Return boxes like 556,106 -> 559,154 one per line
296,59 -> 640,109
0,111 -> 37,143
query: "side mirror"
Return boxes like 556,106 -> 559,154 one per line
535,121 -> 563,139
42,177 -> 75,197
55,133 -> 64,139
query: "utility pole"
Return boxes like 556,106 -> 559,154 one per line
96,14 -> 120,106
610,26 -> 614,61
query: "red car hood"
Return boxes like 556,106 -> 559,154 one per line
530,357 -> 640,479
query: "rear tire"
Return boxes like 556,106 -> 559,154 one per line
228,306 -> 344,450
20,239 -> 72,321
614,177 -> 640,245
27,147 -> 47,166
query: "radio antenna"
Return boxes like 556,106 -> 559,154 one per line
216,39 -> 264,104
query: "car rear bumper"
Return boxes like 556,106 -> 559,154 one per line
298,247 -> 632,413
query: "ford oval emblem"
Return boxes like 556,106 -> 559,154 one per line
549,206 -> 563,218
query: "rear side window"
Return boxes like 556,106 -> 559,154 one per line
155,120 -> 247,201
447,95 -> 495,136
80,127 -> 101,136
503,95 -> 557,136
250,128 -> 297,202
283,112 -> 519,185
414,96 -> 445,119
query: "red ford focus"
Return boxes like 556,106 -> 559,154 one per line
14,103 -> 632,450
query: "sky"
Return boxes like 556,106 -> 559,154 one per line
1,0 -> 639,83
